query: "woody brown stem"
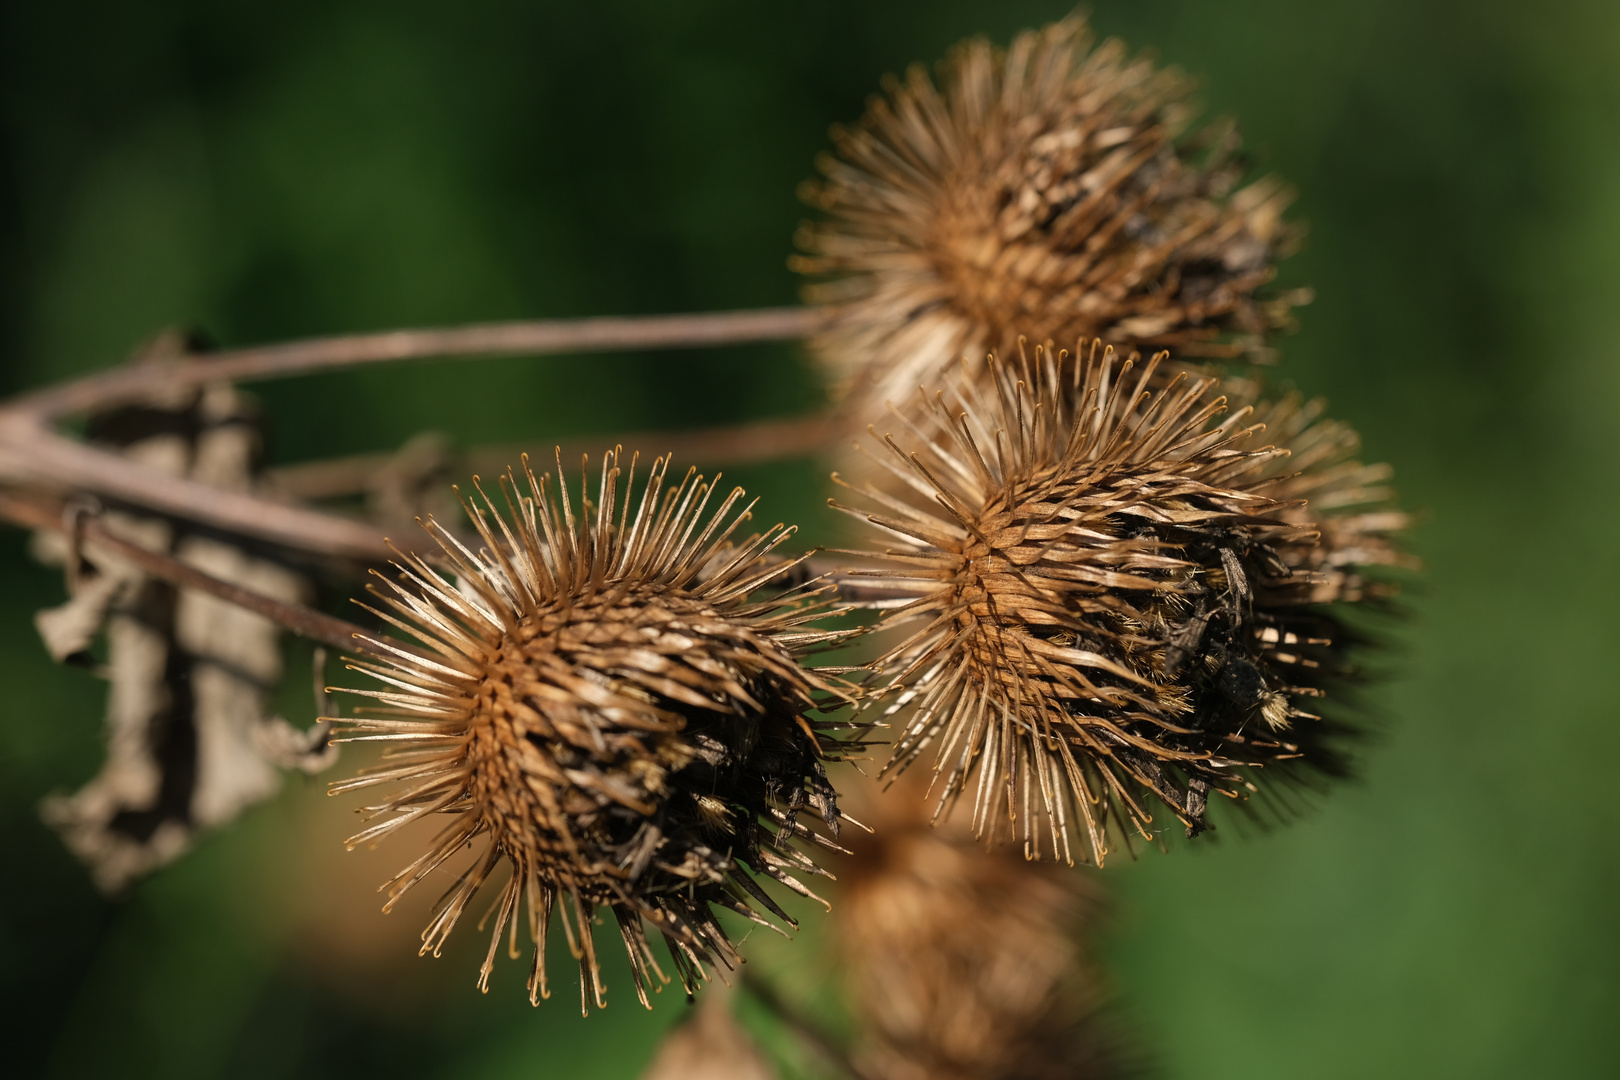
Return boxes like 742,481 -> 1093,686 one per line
0,413 -> 851,565
0,420 -> 905,605
269,412 -> 843,501
0,417 -> 389,560
0,488 -> 382,655
7,306 -> 831,421
0,306 -> 840,563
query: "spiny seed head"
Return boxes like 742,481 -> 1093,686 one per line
832,345 -> 1405,865
329,451 -> 857,1013
835,779 -> 1129,1080
794,14 -> 1303,420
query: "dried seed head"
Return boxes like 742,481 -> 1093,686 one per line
833,345 -> 1405,864
330,451 -> 856,1013
835,777 -> 1132,1080
794,15 -> 1303,419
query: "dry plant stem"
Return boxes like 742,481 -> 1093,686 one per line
8,306 -> 831,421
0,414 -> 897,602
0,308 -> 837,563
0,417 -> 387,560
0,488 -> 380,655
270,413 -> 841,501
740,969 -> 873,1080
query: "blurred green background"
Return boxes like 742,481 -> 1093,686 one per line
2,0 -> 1617,1076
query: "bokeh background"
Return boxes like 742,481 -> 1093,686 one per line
2,1 -> 1618,1076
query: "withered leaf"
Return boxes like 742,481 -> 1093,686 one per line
33,366 -> 333,894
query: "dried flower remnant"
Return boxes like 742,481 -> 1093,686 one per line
835,779 -> 1132,1080
330,452 -> 857,1013
795,15 -> 1303,418
833,344 -> 1404,864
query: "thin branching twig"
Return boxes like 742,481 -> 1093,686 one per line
269,413 -> 841,501
0,307 -> 838,563
0,418 -> 390,560
6,306 -> 830,421
0,488 -> 383,654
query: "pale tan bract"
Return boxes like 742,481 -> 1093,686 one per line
833,344 -> 1404,865
328,451 -> 856,1013
795,15 -> 1303,421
